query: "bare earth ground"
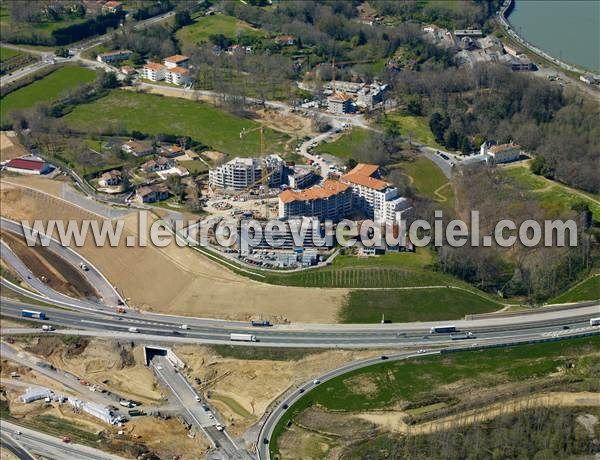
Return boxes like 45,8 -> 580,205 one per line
0,131 -> 28,162
354,391 -> 600,435
1,338 -> 210,459
1,230 -> 98,299
0,179 -> 346,322
174,345 -> 394,436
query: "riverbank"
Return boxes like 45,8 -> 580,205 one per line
497,0 -> 597,76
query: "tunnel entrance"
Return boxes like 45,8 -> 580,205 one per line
143,345 -> 185,368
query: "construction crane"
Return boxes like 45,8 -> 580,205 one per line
239,125 -> 270,219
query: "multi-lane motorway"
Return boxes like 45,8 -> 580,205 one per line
1,218 -> 599,460
0,420 -> 124,460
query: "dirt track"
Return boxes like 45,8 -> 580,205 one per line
2,230 -> 98,300
355,391 -> 600,435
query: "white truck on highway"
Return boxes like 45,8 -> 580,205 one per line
128,327 -> 139,333
230,333 -> 257,342
41,325 -> 55,332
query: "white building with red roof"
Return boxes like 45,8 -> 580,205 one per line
3,157 -> 51,175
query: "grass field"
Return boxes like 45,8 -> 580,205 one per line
62,91 -> 289,157
503,166 -> 600,221
340,288 -> 501,323
551,274 -> 599,303
0,46 -> 20,62
260,250 -> 472,289
270,335 -> 600,457
313,128 -> 370,159
393,156 -> 452,202
176,14 -> 265,46
1,66 -> 96,122
384,112 -> 444,149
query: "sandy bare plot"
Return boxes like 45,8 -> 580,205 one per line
174,345 -> 393,436
0,131 -> 28,162
0,182 -> 346,322
354,391 -> 600,436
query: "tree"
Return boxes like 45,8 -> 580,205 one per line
174,10 -> 193,28
530,155 -> 554,179
429,112 -> 446,143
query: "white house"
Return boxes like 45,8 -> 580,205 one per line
481,142 -> 521,163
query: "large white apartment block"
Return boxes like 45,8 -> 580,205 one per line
142,55 -> 191,86
278,180 -> 352,221
142,62 -> 166,81
341,163 -> 414,226
209,155 -> 284,191
165,66 -> 190,85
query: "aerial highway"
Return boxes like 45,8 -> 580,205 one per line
255,330 -> 600,460
1,296 -> 598,348
0,420 -> 125,460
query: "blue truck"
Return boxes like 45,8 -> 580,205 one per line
22,310 -> 46,320
251,320 -> 272,327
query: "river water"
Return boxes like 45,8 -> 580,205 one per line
507,0 -> 600,72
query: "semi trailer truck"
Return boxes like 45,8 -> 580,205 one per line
230,333 -> 257,342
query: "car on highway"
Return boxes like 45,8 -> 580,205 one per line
298,388 -> 305,393
216,423 -> 224,431
381,355 -> 389,360
282,403 -> 289,409
202,404 -> 209,411
13,430 -> 21,436
195,395 -> 201,402
313,379 -> 321,385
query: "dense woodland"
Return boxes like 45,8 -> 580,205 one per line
392,64 -> 600,194
344,407 -> 599,460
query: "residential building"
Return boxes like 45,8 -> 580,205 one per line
356,83 -> 387,109
274,35 -> 296,46
96,49 -> 131,64
484,142 -> 521,163
341,163 -> 414,226
165,66 -> 190,85
286,165 -> 316,189
120,65 -> 136,75
141,62 -> 166,81
136,184 -> 169,203
98,169 -> 122,187
327,92 -> 353,114
209,155 -> 284,191
163,54 -> 189,69
121,140 -> 153,157
141,157 -> 174,173
278,179 -> 352,221
3,157 -> 51,175
158,144 -> 184,158
102,0 -> 122,14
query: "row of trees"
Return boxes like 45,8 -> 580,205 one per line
346,407 -> 596,460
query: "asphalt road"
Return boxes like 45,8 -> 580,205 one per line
150,356 -> 247,459
256,329 -> 600,460
0,10 -> 176,88
1,217 -> 124,306
0,420 -> 125,460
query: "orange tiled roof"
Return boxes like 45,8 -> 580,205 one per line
164,54 -> 189,63
279,180 -> 349,203
168,66 -> 189,75
144,62 -> 166,71
342,163 -> 390,190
